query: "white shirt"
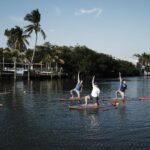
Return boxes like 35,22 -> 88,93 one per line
91,85 -> 100,97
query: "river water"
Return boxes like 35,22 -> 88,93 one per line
0,76 -> 150,150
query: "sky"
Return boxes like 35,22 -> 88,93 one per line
0,0 -> 150,63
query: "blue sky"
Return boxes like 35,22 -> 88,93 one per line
0,0 -> 150,61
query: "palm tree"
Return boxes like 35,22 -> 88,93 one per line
24,9 -> 46,64
4,26 -> 29,75
5,26 -> 29,51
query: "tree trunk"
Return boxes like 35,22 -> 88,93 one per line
31,32 -> 38,65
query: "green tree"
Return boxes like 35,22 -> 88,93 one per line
24,9 -> 46,63
4,26 -> 29,51
35,44 -> 53,70
134,52 -> 150,75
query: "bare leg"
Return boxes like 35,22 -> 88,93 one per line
70,90 -> 74,98
77,91 -> 80,98
117,90 -> 125,100
115,90 -> 119,99
76,91 -> 81,103
85,95 -> 90,105
121,92 -> 125,100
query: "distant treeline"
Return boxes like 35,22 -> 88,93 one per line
0,43 -> 140,78
55,45 -> 140,77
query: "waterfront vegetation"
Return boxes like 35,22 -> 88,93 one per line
134,53 -> 150,76
1,9 -> 150,78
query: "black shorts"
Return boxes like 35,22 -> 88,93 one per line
90,95 -> 99,101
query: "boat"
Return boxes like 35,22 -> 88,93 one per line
2,67 -> 27,76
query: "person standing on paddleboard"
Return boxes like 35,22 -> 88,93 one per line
84,75 -> 100,106
115,72 -> 127,99
70,72 -> 83,99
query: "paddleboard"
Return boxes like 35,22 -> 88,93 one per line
102,98 -> 120,103
139,97 -> 150,101
69,102 -> 111,110
60,97 -> 85,101
102,99 -> 122,106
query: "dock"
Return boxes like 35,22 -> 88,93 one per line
0,62 -> 68,80
1,69 -> 68,80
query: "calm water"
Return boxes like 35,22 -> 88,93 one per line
0,77 -> 150,150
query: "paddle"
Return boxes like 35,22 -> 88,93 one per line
126,97 -> 150,101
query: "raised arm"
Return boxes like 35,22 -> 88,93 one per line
92,75 -> 95,86
119,72 -> 122,84
77,72 -> 80,83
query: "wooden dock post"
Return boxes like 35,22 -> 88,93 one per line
28,64 -> 30,81
13,57 -> 16,80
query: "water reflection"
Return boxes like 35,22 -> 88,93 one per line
80,110 -> 100,127
127,76 -> 150,98
0,77 -> 150,150
88,114 -> 100,127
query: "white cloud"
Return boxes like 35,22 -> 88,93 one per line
75,8 -> 102,18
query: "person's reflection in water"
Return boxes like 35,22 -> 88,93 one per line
88,114 -> 99,127
82,110 -> 100,127
118,104 -> 127,121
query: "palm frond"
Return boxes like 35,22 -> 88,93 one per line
40,29 -> 46,40
24,14 -> 33,22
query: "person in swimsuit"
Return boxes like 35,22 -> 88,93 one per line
84,75 -> 100,106
70,72 -> 83,98
115,72 -> 127,99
